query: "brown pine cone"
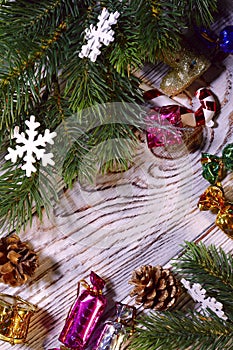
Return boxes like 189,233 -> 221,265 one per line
0,234 -> 39,287
129,265 -> 180,311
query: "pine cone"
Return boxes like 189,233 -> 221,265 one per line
0,234 -> 39,287
129,265 -> 180,311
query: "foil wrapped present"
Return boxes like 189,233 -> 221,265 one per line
95,302 -> 136,350
58,271 -> 107,349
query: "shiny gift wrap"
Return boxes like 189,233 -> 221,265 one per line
196,25 -> 233,53
59,271 -> 107,349
145,105 -> 203,157
144,87 -> 217,129
198,184 -> 233,239
95,302 -> 136,350
0,293 -> 37,345
201,144 -> 233,184
146,106 -> 184,148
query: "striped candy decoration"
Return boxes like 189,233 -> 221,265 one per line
195,88 -> 217,127
144,87 -> 217,128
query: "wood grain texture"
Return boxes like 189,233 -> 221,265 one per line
1,11 -> 233,350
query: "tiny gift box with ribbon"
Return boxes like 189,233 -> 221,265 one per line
58,271 -> 107,349
0,293 -> 37,345
94,302 -> 136,350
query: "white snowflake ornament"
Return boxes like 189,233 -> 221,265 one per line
181,278 -> 228,321
79,7 -> 120,62
5,115 -> 57,177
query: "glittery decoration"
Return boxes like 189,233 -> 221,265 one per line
58,271 -> 107,349
160,48 -> 210,96
201,144 -> 233,184
219,26 -> 233,53
0,294 -> 37,345
95,302 -> 136,350
198,184 -> 233,239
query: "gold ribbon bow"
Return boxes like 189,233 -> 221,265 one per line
198,184 -> 233,239
78,279 -> 102,296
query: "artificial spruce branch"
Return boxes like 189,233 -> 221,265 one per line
0,163 -> 57,232
129,310 -> 233,350
172,241 -> 233,321
129,242 -> 233,350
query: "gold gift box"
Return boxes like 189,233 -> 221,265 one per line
0,293 -> 37,345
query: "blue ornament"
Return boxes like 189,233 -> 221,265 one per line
219,26 -> 233,53
195,26 -> 218,49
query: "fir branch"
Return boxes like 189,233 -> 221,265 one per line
0,21 -> 68,132
61,122 -> 140,186
87,123 -> 138,174
183,0 -> 218,27
129,310 -> 233,350
109,26 -> 142,77
132,0 -> 184,62
172,241 -> 233,321
0,163 -> 58,233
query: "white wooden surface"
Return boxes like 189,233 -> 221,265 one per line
1,10 -> 233,350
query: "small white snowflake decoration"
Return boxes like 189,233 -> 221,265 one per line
181,278 -> 227,321
5,115 -> 57,177
79,7 -> 120,62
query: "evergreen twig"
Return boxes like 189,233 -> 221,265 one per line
129,242 -> 233,350
129,310 -> 233,350
172,241 -> 233,321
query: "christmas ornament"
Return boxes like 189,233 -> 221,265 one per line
160,47 -> 210,96
201,144 -> 233,184
58,271 -> 107,349
181,278 -> 227,321
0,234 -> 39,287
144,87 -> 217,128
144,87 -> 216,150
197,25 -> 233,53
0,293 -> 37,345
94,302 -> 136,350
219,26 -> 233,53
79,8 -> 120,62
129,265 -> 181,311
5,115 -> 57,177
195,88 -> 217,128
198,184 -> 233,238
